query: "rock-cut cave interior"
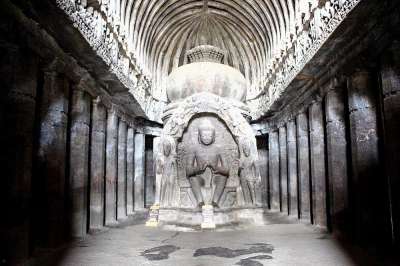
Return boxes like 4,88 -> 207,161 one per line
1,0 -> 400,265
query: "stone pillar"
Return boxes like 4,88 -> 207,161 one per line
348,69 -> 383,242
381,42 -> 400,245
279,126 -> 288,213
117,119 -> 127,220
268,130 -> 280,210
89,98 -> 106,230
145,136 -> 155,207
68,88 -> 90,238
105,108 -> 118,225
257,136 -> 269,207
126,125 -> 135,215
134,131 -> 146,211
309,100 -> 327,228
325,79 -> 348,233
296,112 -> 311,221
36,70 -> 69,246
287,119 -> 298,217
0,51 -> 37,262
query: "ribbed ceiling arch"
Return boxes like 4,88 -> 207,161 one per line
118,0 -> 296,101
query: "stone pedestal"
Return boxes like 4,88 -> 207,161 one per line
89,99 -> 106,230
145,205 -> 160,227
325,79 -> 348,233
296,112 -> 311,222
201,205 -> 216,229
126,126 -> 135,215
105,109 -> 118,225
287,120 -> 298,217
69,88 -> 90,238
134,131 -> 146,211
268,130 -> 280,210
117,120 -> 127,220
309,100 -> 327,228
279,126 -> 288,213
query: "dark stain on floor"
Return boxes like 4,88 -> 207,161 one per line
141,245 -> 181,261
193,243 -> 274,258
193,243 -> 274,265
235,255 -> 273,266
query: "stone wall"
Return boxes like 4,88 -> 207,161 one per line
0,2 -> 162,264
253,1 -> 400,247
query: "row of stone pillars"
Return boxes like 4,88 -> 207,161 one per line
1,51 -> 148,263
264,42 -> 400,246
45,77 -> 148,239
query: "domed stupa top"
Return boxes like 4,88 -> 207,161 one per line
167,45 -> 247,103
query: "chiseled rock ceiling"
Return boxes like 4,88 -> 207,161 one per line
59,0 -> 360,121
123,0 -> 295,101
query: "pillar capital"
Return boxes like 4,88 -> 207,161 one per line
42,57 -> 66,75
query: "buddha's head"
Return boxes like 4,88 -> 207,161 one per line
198,119 -> 215,146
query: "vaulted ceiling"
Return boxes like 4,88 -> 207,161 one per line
117,0 -> 298,100
59,0 -> 357,120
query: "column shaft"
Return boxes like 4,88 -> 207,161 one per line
325,81 -> 348,233
134,132 -> 146,210
258,136 -> 269,207
309,101 -> 327,228
126,126 -> 135,214
287,120 -> 298,217
1,51 -> 37,262
381,42 -> 400,245
105,110 -> 118,225
117,120 -> 127,219
36,72 -> 69,246
68,89 -> 90,238
348,69 -> 385,242
296,112 -> 311,221
89,100 -> 106,230
268,130 -> 280,210
279,126 -> 288,213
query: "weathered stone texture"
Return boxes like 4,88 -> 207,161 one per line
381,41 -> 400,245
134,132 -> 146,211
36,71 -> 70,246
348,69 -> 381,242
89,99 -> 106,230
145,137 -> 155,207
279,126 -> 288,213
126,126 -> 135,215
258,137 -> 269,207
268,130 -> 280,211
69,88 -> 91,238
0,50 -> 37,262
296,112 -> 311,221
105,110 -> 118,225
325,81 -> 348,233
117,120 -> 128,219
309,101 -> 327,228
286,120 -> 298,217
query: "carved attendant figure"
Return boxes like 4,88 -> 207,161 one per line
155,137 -> 178,207
239,139 -> 260,205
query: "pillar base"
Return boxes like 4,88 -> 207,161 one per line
145,204 -> 160,227
201,204 -> 216,229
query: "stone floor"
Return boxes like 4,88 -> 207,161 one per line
31,213 -> 393,266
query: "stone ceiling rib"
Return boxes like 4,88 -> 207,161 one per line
57,0 -> 361,121
120,0 -> 293,101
